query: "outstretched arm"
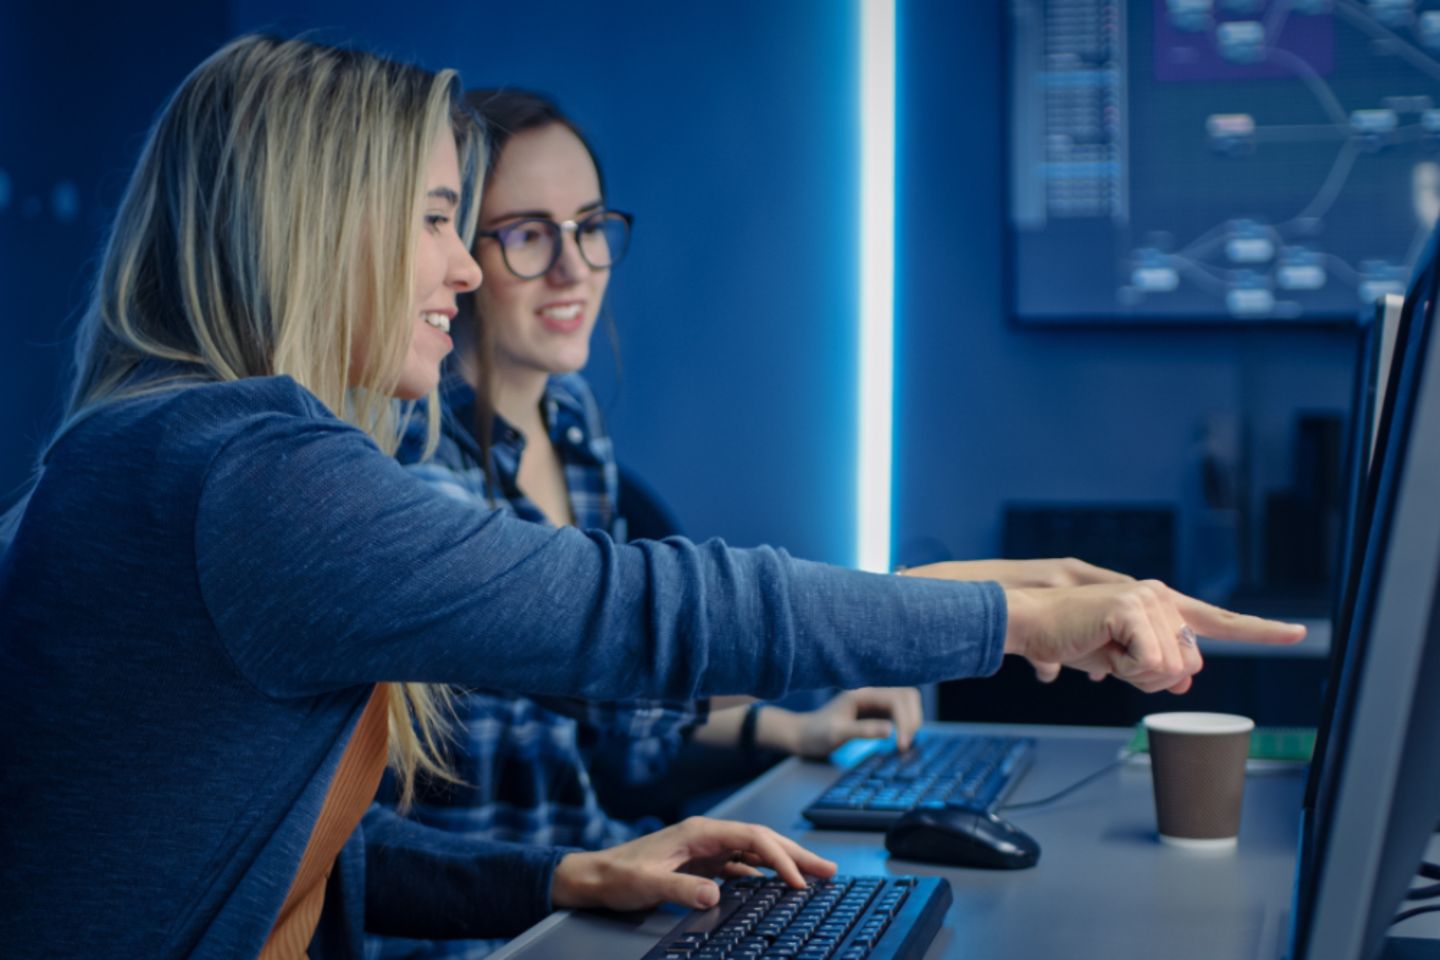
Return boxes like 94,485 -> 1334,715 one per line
195,413 -> 1007,702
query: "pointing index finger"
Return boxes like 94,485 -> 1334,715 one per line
1170,591 -> 1307,646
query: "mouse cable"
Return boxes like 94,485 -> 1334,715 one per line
998,749 -> 1138,813
1406,882 -> 1440,902
1420,862 -> 1440,881
1392,903 -> 1440,927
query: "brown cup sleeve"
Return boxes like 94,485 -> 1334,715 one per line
1149,729 -> 1250,840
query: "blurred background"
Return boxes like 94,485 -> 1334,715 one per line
6,0 -> 1436,725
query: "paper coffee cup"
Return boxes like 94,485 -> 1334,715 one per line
1142,712 -> 1253,850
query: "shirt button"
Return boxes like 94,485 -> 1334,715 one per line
566,426 -> 584,445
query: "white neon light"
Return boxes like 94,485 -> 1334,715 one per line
857,0 -> 896,572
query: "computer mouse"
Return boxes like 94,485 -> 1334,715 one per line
884,805 -> 1041,870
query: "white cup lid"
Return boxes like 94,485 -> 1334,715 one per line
1142,712 -> 1255,736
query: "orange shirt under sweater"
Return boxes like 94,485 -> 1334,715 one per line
261,685 -> 390,960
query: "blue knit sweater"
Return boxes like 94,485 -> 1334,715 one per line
0,375 -> 1005,958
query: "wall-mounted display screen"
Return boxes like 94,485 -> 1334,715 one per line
1008,0 -> 1440,324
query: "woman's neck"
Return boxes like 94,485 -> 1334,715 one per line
491,365 -> 551,438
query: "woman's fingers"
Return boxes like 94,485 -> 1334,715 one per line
1166,614 -> 1204,695
1100,581 -> 1213,693
846,718 -> 898,742
1147,583 -> 1202,693
1139,586 -> 1183,690
677,818 -> 836,889
552,818 -> 837,914
720,861 -> 766,879
773,830 -> 838,881
843,687 -> 924,750
1063,557 -> 1136,585
1170,590 -> 1306,645
742,827 -> 808,888
1105,584 -> 1165,688
875,687 -> 922,749
1030,660 -> 1062,683
654,871 -> 723,910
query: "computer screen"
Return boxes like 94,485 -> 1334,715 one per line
1288,227 -> 1440,959
1007,0 -> 1440,324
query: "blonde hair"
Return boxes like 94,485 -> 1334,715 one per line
50,34 -> 481,807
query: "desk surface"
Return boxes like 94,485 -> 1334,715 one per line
491,723 -> 1312,959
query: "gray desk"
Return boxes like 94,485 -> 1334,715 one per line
491,723 -> 1310,959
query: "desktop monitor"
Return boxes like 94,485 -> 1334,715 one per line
1288,230 -> 1440,959
1303,230 -> 1438,820
1309,291 -> 1409,814
1007,0 -> 1440,324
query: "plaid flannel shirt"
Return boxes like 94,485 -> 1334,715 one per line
372,372 -> 706,959
401,371 -> 707,832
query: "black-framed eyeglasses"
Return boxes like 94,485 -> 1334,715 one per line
478,209 -> 634,280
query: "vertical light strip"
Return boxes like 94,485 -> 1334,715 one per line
857,0 -> 896,572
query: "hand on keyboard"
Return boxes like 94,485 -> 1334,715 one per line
550,816 -> 837,913
781,687 -> 924,758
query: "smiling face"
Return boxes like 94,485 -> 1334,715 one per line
393,126 -> 484,399
474,123 -> 610,380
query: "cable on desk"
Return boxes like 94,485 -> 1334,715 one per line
1420,861 -> 1440,881
1406,882 -> 1440,901
1393,903 -> 1440,927
998,750 -> 1137,812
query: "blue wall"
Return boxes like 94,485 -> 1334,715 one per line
0,2 -> 227,504
227,0 -> 863,565
1,1 -> 1356,576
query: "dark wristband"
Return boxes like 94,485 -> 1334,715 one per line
738,703 -> 763,756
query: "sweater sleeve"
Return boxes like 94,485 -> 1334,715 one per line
360,804 -> 569,939
194,411 -> 1006,701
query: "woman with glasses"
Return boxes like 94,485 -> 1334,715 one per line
375,89 -> 930,959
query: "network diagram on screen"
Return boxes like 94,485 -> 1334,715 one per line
1009,0 -> 1440,323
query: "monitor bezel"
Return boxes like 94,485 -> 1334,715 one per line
1304,291 -> 1414,820
1289,244 -> 1440,959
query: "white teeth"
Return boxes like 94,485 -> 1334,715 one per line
422,312 -> 450,334
539,304 -> 582,321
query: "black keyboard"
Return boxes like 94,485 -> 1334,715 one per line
802,734 -> 1035,829
642,875 -> 951,960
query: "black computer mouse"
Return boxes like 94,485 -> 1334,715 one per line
884,805 -> 1041,870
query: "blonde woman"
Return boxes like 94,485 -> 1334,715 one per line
0,33 -> 1303,960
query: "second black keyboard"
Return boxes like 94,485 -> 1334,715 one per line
642,874 -> 951,960
801,733 -> 1035,829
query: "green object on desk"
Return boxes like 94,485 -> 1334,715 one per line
1125,725 -> 1316,763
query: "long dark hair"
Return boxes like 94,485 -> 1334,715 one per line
459,88 -> 612,487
